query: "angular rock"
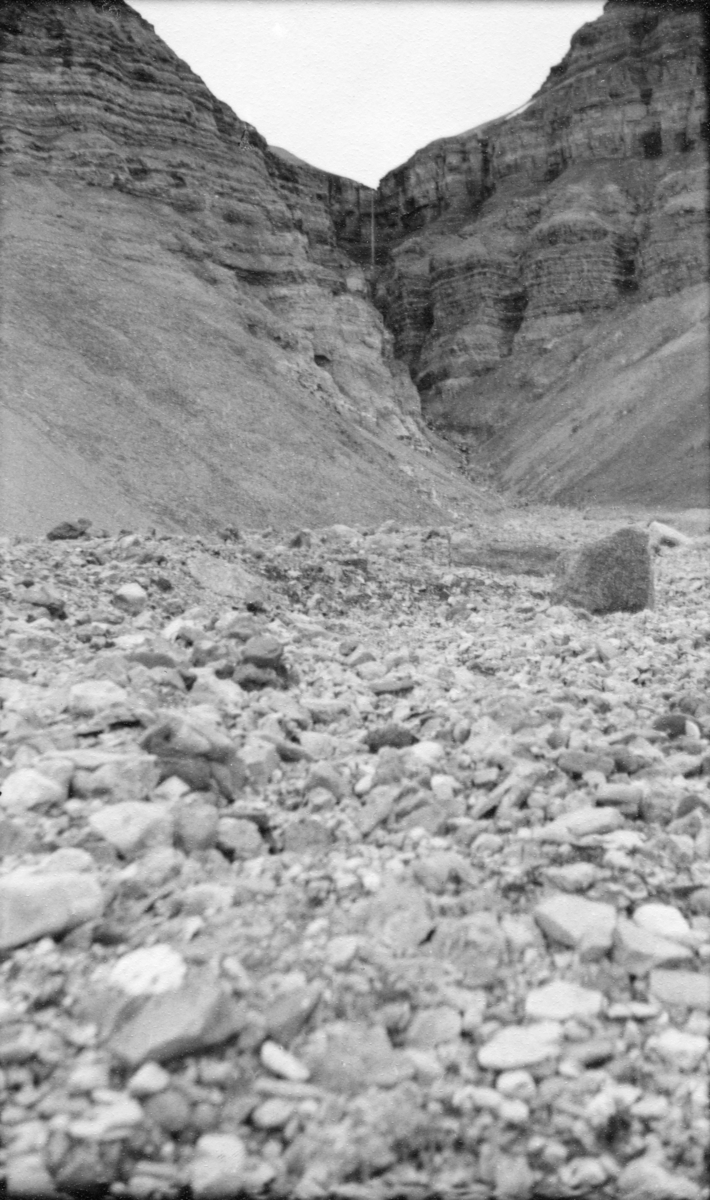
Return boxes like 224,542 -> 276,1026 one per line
534,894 -> 616,959
613,917 -> 693,975
551,527 -> 654,614
108,979 -> 248,1066
524,980 -> 603,1022
68,679 -> 129,716
88,801 -> 173,859
0,767 -> 67,812
616,1156 -> 702,1200
189,1133 -> 246,1200
478,1021 -> 562,1071
648,969 -> 710,1011
113,582 -> 148,615
0,870 -> 104,951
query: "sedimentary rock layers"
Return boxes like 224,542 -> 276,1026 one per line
370,2 -> 707,417
0,0 -> 423,443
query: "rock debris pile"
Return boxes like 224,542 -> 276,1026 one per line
0,514 -> 709,1199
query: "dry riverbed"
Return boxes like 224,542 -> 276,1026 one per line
0,508 -> 709,1199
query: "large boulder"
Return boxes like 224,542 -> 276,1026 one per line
551,527 -> 654,614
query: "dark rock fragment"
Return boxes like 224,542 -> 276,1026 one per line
366,724 -> 419,752
46,518 -> 92,541
551,527 -> 654,614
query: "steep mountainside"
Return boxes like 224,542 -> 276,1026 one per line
371,0 -> 708,506
0,0 -> 491,536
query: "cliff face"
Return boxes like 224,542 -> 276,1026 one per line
0,0 -> 489,535
371,0 -> 708,505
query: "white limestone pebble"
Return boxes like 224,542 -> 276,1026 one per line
0,767 -> 67,812
260,1039 -> 310,1082
113,582 -> 148,615
633,903 -> 697,946
0,869 -> 104,950
127,1061 -> 172,1096
617,1155 -> 702,1199
68,1094 -> 144,1140
649,969 -> 710,1011
108,945 -> 187,996
189,1133 -> 246,1199
88,800 -> 173,858
68,679 -> 129,715
613,918 -> 693,974
534,894 -> 616,959
496,1070 -> 536,1101
478,1021 -> 562,1070
525,980 -> 603,1022
251,1097 -> 295,1129
647,1028 -> 708,1071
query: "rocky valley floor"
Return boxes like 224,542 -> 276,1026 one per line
1,506 -> 709,1200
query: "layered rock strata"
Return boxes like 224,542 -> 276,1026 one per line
371,0 -> 707,453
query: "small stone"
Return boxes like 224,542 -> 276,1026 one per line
88,801 -> 173,859
143,1087 -> 192,1133
265,984 -> 321,1045
251,1097 -> 295,1129
326,935 -> 359,968
0,870 -> 103,950
282,817 -> 332,855
534,894 -> 616,959
304,763 -> 347,799
405,1005 -> 462,1048
174,800 -> 219,853
478,1021 -> 562,1070
113,583 -> 148,615
5,1153 -> 58,1198
68,1094 -> 144,1140
633,903 -> 696,947
108,979 -> 248,1066
613,918 -> 693,975
648,969 -> 710,1011
47,517 -> 91,540
127,1061 -> 172,1096
216,817 -> 264,858
299,731 -> 334,759
302,1021 -> 413,1092
648,1028 -> 708,1071
0,768 -> 67,812
493,1152 -> 536,1199
525,980 -> 603,1022
236,737 -> 279,786
551,527 -> 654,614
260,1040 -> 310,1082
189,1133 -> 246,1200
108,945 -> 187,996
366,724 -> 418,751
558,1158 -> 608,1193
68,680 -> 129,716
616,1155 -> 702,1200
241,634 -> 284,670
370,673 -> 416,694
557,749 -> 615,778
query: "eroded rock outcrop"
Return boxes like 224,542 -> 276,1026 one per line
370,1 -> 707,504
1,0 -> 463,536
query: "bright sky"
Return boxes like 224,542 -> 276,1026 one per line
128,1 -> 605,187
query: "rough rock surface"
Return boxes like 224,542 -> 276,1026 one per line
0,0 -> 485,536
371,2 -> 708,506
0,508 -> 709,1198
552,527 -> 654,615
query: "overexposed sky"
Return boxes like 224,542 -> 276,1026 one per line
128,1 -> 605,187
